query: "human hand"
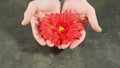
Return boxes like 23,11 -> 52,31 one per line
59,0 -> 102,49
21,0 -> 60,47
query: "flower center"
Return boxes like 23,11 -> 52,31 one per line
59,26 -> 64,32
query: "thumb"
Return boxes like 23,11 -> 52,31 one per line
22,1 -> 37,26
87,9 -> 102,32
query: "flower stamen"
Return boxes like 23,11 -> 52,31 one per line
59,26 -> 64,32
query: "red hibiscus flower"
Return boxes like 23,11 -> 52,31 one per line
37,11 -> 85,47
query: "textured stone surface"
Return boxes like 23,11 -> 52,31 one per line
0,0 -> 120,68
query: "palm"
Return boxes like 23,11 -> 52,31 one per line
58,0 -> 102,49
22,0 -> 60,47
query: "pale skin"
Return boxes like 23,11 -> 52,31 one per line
21,0 -> 102,49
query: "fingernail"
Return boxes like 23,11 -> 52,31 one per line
98,27 -> 102,32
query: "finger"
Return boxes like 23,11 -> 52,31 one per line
70,30 -> 86,49
79,15 -> 87,21
46,40 -> 54,47
31,16 -> 46,46
61,2 -> 75,13
79,15 -> 89,30
58,46 -> 61,49
54,2 -> 61,13
87,8 -> 102,32
34,8 -> 60,21
61,2 -> 69,13
22,1 -> 37,26
60,42 -> 71,49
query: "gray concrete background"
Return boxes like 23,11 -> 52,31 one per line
0,0 -> 120,68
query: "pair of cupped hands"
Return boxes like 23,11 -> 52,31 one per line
21,0 -> 102,49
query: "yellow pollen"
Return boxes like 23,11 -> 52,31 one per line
59,26 -> 64,32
